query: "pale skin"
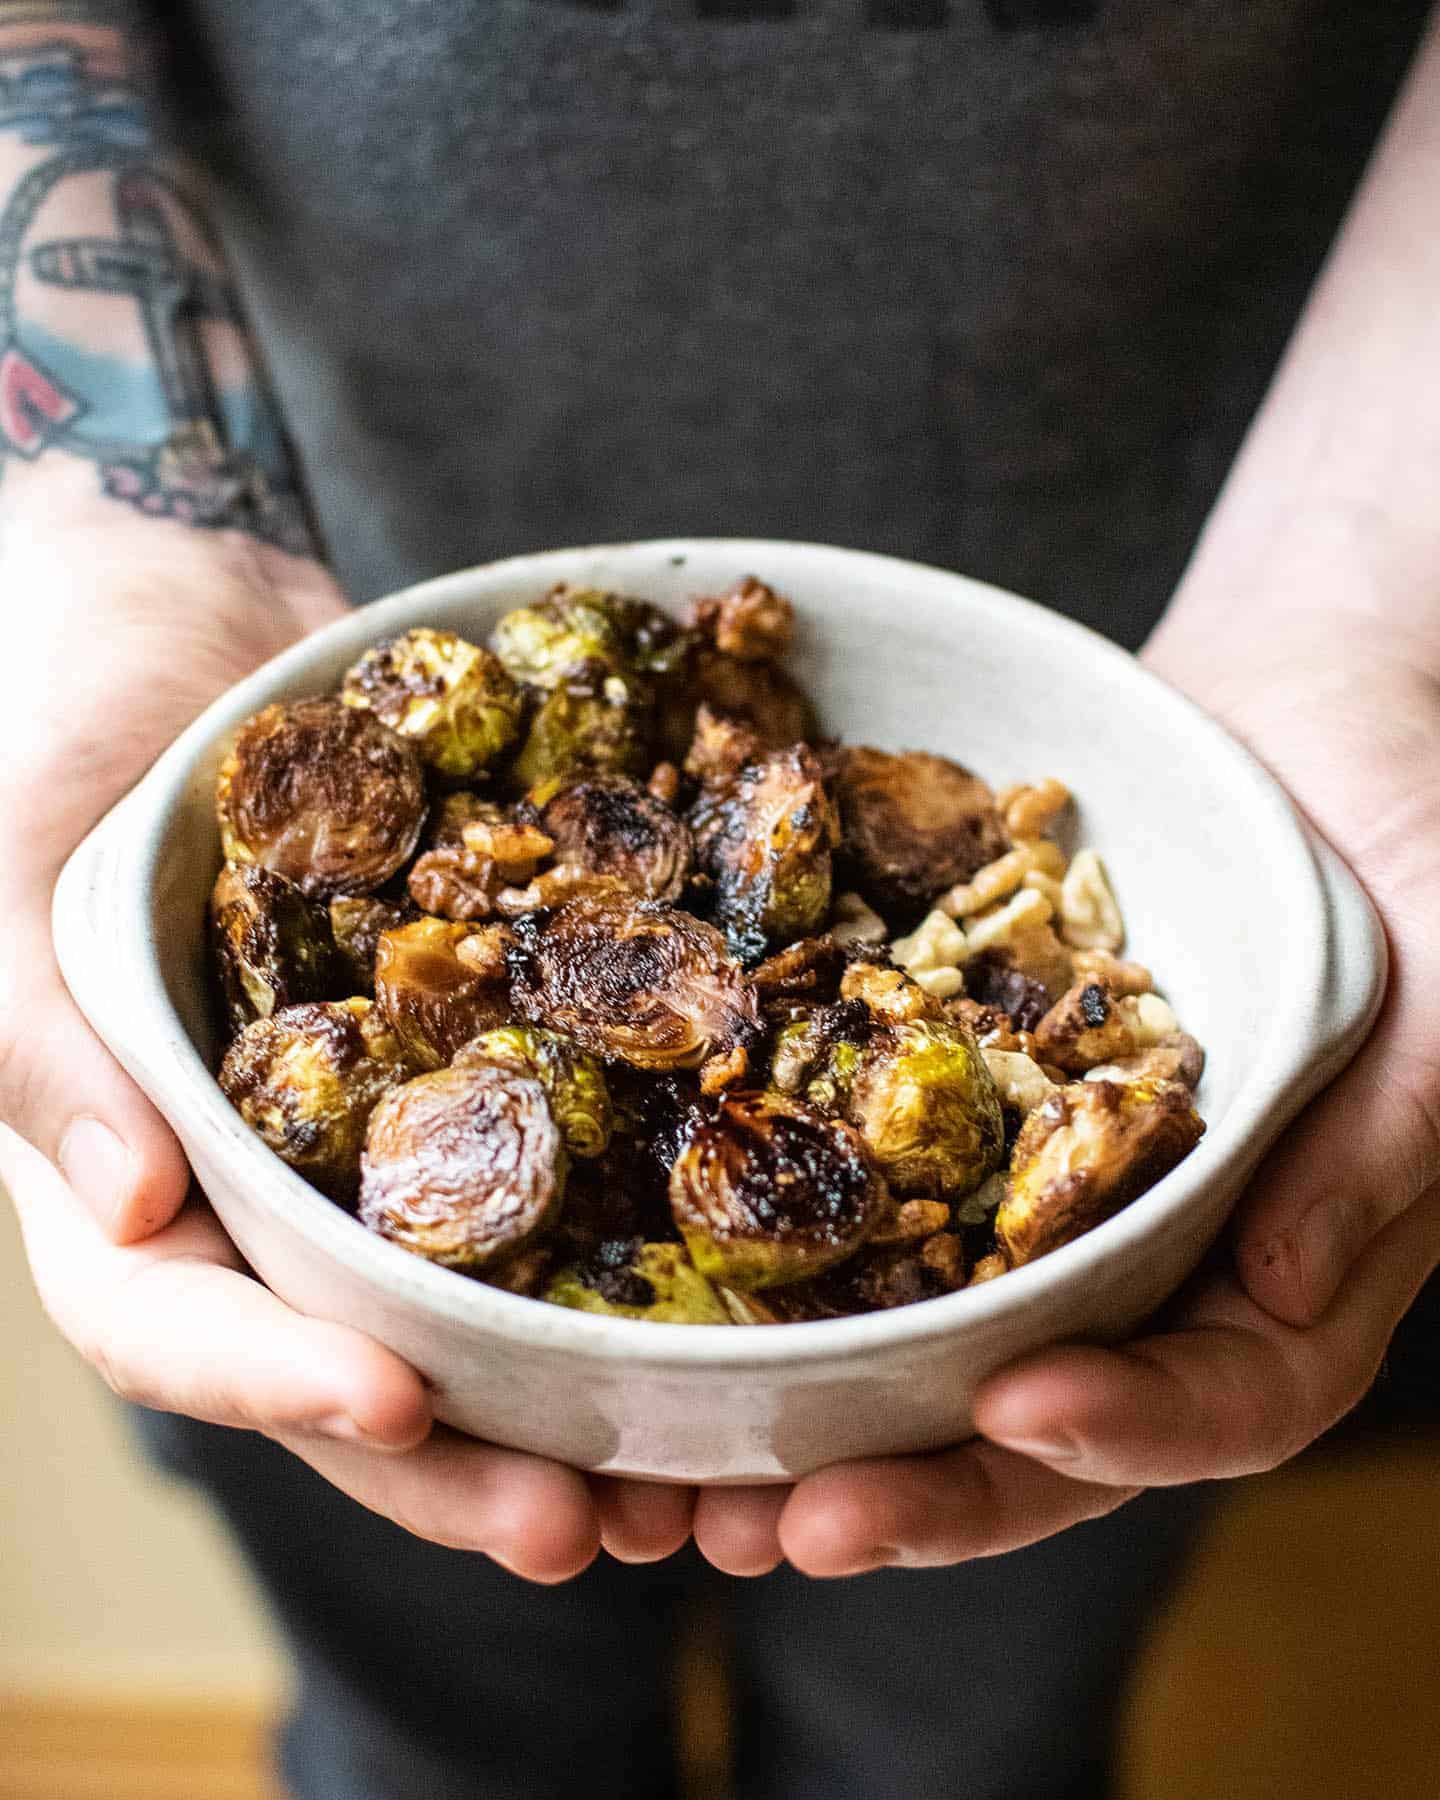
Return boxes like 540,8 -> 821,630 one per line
4,5 -> 1440,1584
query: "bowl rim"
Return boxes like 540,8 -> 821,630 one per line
73,537 -> 1347,1369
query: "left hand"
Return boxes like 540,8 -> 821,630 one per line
692,623 -> 1440,1578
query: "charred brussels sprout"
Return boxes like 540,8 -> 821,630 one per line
536,774 -> 692,904
218,998 -> 410,1202
844,1018 -> 1004,1198
490,587 -> 631,690
512,684 -> 651,798
512,894 -> 760,1073
689,746 -> 838,963
328,895 -> 414,998
216,697 -> 426,899
374,916 -> 514,1068
209,862 -> 340,1035
453,1024 -> 612,1158
543,1240 -> 731,1323
996,1077 -> 1204,1266
340,627 -> 523,779
669,1092 -> 886,1289
833,746 -> 1009,914
360,1064 -> 564,1270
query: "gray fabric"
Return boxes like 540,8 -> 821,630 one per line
157,0 -> 1426,646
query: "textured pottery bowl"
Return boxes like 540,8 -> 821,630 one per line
53,540 -> 1385,1484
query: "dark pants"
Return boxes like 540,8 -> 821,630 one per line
135,1409 -> 1213,1800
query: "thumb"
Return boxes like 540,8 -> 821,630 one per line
1,911 -> 191,1243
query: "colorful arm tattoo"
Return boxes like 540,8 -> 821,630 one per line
0,4 -> 314,551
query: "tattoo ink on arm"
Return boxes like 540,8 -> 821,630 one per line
0,5 -> 315,552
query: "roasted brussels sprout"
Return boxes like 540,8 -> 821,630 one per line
833,746 -> 1009,914
209,862 -> 340,1034
669,1091 -> 886,1289
996,1077 -> 1205,1266
374,916 -> 515,1068
359,1064 -> 565,1270
543,1239 -> 731,1323
843,1018 -> 1004,1198
491,587 -> 632,690
535,774 -> 692,904
512,894 -> 760,1073
453,1024 -> 612,1158
689,746 -> 838,963
328,894 -> 415,998
216,697 -> 426,899
692,576 -> 795,664
407,793 -> 553,920
218,998 -> 410,1201
512,683 -> 651,798
768,999 -> 871,1112
340,627 -> 523,779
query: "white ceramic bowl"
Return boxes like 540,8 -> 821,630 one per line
53,540 -> 1385,1484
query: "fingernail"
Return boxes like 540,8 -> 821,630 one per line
988,1434 -> 1081,1464
59,1117 -> 135,1233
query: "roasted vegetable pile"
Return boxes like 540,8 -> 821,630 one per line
211,579 -> 1206,1323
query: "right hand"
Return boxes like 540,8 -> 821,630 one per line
0,503 -> 693,1578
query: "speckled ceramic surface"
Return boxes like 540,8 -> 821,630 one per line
52,541 -> 1386,1483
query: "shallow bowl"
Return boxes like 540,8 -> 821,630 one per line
52,540 -> 1385,1483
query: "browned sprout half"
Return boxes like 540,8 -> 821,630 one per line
534,774 -> 692,904
216,697 -> 426,899
689,745 -> 838,964
218,998 -> 410,1202
511,894 -> 760,1073
373,916 -> 515,1068
844,1018 -> 1004,1198
359,1064 -> 564,1271
453,1024 -> 613,1158
996,1077 -> 1205,1267
670,1091 -> 887,1290
340,627 -> 523,779
209,862 -> 340,1035
691,576 -> 795,663
328,895 -> 415,998
511,683 -> 651,798
833,746 -> 1010,914
543,1240 -> 732,1323
407,793 -> 553,920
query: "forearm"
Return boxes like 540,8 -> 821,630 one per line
0,2 -> 315,555
1152,10 -> 1440,676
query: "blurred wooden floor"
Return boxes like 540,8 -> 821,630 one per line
4,1436 -> 1438,1800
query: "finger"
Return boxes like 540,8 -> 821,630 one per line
0,922 -> 190,1242
284,1427 -> 602,1583
977,1183 -> 1440,1487
1234,968 -> 1440,1329
777,1443 -> 1138,1578
692,1485 -> 791,1577
7,1130 -> 431,1448
592,1477 -> 696,1564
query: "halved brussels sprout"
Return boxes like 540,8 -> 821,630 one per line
328,894 -> 414,998
512,684 -> 651,798
341,627 -> 523,778
669,1091 -> 886,1289
833,746 -> 1009,914
543,1240 -> 731,1323
843,1018 -> 1004,1198
453,1024 -> 612,1158
374,916 -> 515,1068
216,697 -> 426,899
536,774 -> 692,903
996,1077 -> 1205,1266
511,894 -> 760,1072
209,862 -> 340,1035
689,746 -> 837,963
218,998 -> 410,1202
359,1064 -> 564,1270
490,588 -> 631,690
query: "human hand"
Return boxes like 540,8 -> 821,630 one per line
692,621 -> 1440,1578
1,512 -> 693,1579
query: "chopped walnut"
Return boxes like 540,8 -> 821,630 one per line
1085,1030 -> 1205,1090
684,703 -> 764,783
839,960 -> 939,1024
700,1042 -> 750,1095
692,577 -> 795,662
940,840 -> 1066,920
981,1047 -> 1057,1117
891,907 -> 967,974
996,777 -> 1071,842
961,886 -> 1054,959
919,1231 -> 966,1285
966,1251 -> 1009,1287
911,965 -> 965,999
1058,849 -> 1124,953
870,1196 -> 952,1245
408,795 -> 553,921
1035,982 -> 1181,1075
647,761 -> 681,806
452,922 -> 518,979
1070,947 -> 1154,997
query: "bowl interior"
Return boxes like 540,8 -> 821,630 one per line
135,540 -> 1322,1354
